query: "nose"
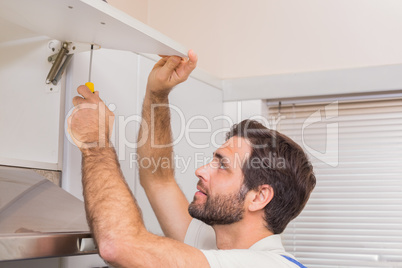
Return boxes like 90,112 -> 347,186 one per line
195,163 -> 211,183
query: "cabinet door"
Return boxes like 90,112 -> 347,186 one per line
0,37 -> 65,170
62,48 -> 139,199
61,48 -> 139,268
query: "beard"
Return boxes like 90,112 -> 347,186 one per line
188,184 -> 248,226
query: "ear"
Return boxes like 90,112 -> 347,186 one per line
248,184 -> 274,212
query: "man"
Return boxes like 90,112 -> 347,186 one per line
68,50 -> 316,267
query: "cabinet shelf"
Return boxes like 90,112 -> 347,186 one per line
0,0 -> 187,56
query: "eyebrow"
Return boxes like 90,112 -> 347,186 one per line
213,152 -> 224,160
213,152 -> 232,168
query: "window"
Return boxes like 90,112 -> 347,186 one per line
265,93 -> 402,267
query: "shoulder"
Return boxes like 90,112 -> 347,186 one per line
201,249 -> 300,268
201,235 -> 301,268
184,218 -> 217,250
184,221 -> 303,268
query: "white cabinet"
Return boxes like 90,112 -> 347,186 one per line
0,0 -> 186,57
0,36 -> 65,170
0,0 -> 190,171
62,48 -> 140,198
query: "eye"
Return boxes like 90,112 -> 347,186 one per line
218,159 -> 228,170
211,152 -> 229,170
219,161 -> 226,169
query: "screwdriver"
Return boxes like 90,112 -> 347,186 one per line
85,44 -> 95,93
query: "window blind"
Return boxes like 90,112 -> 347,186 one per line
265,94 -> 402,268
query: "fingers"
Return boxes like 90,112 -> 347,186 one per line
184,49 -> 198,73
155,51 -> 197,73
163,56 -> 181,72
73,86 -> 100,107
157,56 -> 181,81
77,85 -> 95,99
148,51 -> 197,91
72,96 -> 86,106
188,49 -> 198,66
154,56 -> 169,68
172,50 -> 198,82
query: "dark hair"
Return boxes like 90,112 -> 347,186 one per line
226,119 -> 316,234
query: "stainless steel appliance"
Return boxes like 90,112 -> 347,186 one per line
0,166 -> 97,261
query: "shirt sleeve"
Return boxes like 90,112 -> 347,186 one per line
184,218 -> 217,250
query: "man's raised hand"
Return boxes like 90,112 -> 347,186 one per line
147,50 -> 198,98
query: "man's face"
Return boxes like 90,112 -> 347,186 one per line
188,136 -> 252,226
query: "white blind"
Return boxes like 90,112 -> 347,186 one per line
266,94 -> 402,268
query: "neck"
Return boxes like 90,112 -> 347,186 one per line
212,218 -> 273,249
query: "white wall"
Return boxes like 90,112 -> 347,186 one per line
223,100 -> 268,127
110,0 -> 402,79
107,0 -> 148,23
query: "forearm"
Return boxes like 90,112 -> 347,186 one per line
135,53 -> 197,241
137,90 -> 175,186
137,88 -> 192,241
81,147 -> 145,262
137,52 -> 197,186
80,146 -> 207,268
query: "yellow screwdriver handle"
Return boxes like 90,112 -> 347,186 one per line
86,44 -> 95,93
85,82 -> 94,93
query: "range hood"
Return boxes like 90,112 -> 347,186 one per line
0,166 -> 97,261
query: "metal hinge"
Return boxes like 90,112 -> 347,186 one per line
45,40 -> 100,89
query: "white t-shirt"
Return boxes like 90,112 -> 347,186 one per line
184,219 -> 303,268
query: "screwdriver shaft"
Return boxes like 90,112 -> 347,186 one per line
88,44 -> 94,82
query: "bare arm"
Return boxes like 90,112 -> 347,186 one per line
67,85 -> 209,268
137,51 -> 198,241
